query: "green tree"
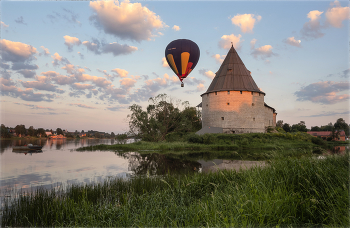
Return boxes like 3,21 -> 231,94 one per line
56,128 -> 64,135
111,132 -> 115,138
310,126 -> 321,131
291,121 -> 308,132
28,126 -> 35,136
276,120 -> 283,128
128,94 -> 202,142
14,124 -> 26,136
282,123 -> 291,132
334,118 -> 349,136
116,133 -> 128,144
37,128 -> 47,137
95,132 -> 101,138
1,124 -> 12,138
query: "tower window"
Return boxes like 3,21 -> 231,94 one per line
240,91 -> 242,94
227,103 -> 230,105
221,117 -> 224,120
251,92 -> 253,95
206,104 -> 208,107
252,103 -> 255,106
215,92 -> 217,95
253,118 -> 255,121
227,91 -> 230,94
207,93 -> 209,97
259,93 -> 260,96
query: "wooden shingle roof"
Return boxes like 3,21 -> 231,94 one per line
201,45 -> 263,96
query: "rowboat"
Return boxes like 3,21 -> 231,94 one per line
12,144 -> 43,151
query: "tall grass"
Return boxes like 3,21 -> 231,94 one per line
2,153 -> 348,227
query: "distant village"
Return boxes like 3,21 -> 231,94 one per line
0,124 -> 121,139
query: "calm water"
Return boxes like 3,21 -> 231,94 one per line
0,138 -> 231,193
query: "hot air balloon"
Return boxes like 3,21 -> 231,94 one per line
165,39 -> 200,87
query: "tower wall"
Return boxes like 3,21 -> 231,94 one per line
201,91 -> 265,133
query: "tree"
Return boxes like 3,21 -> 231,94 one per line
128,94 -> 202,142
94,132 -> 101,138
334,118 -> 349,136
111,132 -> 115,138
310,126 -> 321,131
28,126 -> 35,136
1,124 -> 12,138
116,133 -> 128,144
37,128 -> 47,137
276,120 -> 283,128
14,124 -> 26,136
291,121 -> 308,132
56,128 -> 64,135
282,123 -> 291,132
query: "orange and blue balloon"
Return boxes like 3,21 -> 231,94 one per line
165,39 -> 200,85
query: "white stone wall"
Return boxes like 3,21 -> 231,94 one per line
201,91 -> 266,133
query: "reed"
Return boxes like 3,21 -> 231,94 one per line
2,153 -> 348,227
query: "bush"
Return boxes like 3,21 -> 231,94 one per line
165,132 -> 183,142
187,134 -> 203,144
311,137 -> 326,146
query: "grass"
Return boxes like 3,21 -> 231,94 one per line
1,153 -> 348,227
76,132 -> 329,160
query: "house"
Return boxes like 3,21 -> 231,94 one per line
307,130 -> 346,141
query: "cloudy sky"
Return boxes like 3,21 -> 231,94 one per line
1,0 -> 349,133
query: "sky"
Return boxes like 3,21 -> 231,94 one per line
1,0 -> 349,134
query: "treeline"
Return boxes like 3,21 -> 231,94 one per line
0,124 -> 116,139
276,118 -> 349,136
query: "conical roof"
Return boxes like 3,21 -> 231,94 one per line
201,45 -> 263,96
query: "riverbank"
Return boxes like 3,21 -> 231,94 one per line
1,153 -> 348,227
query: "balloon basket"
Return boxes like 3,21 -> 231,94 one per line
181,82 -> 184,87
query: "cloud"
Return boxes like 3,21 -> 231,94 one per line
17,69 -> 36,78
40,46 -> 50,56
284,37 -> 301,47
112,68 -> 129,78
120,78 -> 137,89
250,38 -> 257,50
82,40 -> 137,56
1,21 -> 9,28
47,8 -> 81,26
15,16 -> 27,25
231,14 -> 261,33
64,35 -> 81,50
12,62 -> 38,70
89,1 -> 166,42
0,62 -> 10,69
51,52 -> 70,66
325,0 -> 350,28
197,83 -> 205,91
0,39 -> 37,62
199,69 -> 215,79
212,54 -> 226,64
301,10 -> 324,39
77,52 -> 84,59
82,41 -> 100,54
21,103 -> 55,111
304,110 -> 350,118
69,103 -> 97,109
106,105 -> 125,111
172,25 -> 180,31
218,34 -> 242,50
340,69 -> 350,78
71,83 -> 94,90
294,81 -> 350,104
162,57 -> 169,67
21,76 -> 57,92
0,84 -> 55,102
102,42 -> 138,56
251,45 -> 277,60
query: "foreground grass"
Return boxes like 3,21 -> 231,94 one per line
2,153 -> 348,227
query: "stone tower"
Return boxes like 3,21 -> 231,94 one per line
197,45 -> 276,134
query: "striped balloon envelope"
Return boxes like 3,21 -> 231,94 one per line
165,39 -> 200,86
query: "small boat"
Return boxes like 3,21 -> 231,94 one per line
12,144 -> 43,151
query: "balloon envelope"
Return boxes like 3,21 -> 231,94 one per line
165,39 -> 200,82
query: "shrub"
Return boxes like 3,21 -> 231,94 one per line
311,137 -> 326,146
